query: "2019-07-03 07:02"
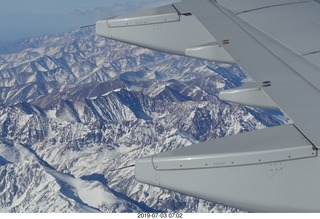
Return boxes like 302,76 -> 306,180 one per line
137,213 -> 183,218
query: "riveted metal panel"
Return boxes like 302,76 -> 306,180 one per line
107,5 -> 180,27
216,0 -> 310,13
239,1 -> 320,55
152,125 -> 316,170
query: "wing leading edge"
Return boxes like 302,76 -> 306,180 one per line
96,0 -> 320,212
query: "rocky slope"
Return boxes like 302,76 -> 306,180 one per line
0,27 -> 289,212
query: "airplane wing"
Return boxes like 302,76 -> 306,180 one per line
96,0 -> 320,212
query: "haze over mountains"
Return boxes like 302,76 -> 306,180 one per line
0,27 -> 288,212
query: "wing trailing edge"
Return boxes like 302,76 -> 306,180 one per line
218,83 -> 279,109
96,4 -> 235,63
96,0 -> 320,212
136,124 -> 318,212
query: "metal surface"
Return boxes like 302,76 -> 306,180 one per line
218,84 -> 279,109
174,0 -> 320,147
185,43 -> 235,63
136,152 -> 320,212
238,1 -> 320,55
97,0 -> 320,212
135,125 -> 319,212
305,52 -> 320,68
107,5 -> 180,27
216,0 -> 310,13
152,125 -> 315,170
96,8 -> 215,57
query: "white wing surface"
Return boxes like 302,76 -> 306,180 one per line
96,0 -> 320,212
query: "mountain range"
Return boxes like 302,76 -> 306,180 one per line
0,27 -> 289,213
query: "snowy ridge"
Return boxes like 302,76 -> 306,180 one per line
0,139 -> 141,212
0,28 -> 290,212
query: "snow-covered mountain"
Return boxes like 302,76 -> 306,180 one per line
0,27 -> 289,213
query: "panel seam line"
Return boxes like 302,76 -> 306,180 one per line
236,0 -> 312,15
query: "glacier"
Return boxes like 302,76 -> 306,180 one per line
0,27 -> 290,213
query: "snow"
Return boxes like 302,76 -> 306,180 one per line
47,169 -> 117,208
148,84 -> 166,97
102,88 -> 122,97
0,27 -> 288,213
0,139 -> 134,213
46,109 -> 57,119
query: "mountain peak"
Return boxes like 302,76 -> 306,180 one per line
0,28 -> 289,213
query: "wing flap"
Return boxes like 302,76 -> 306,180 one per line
185,42 -> 236,63
96,4 -> 235,63
106,5 -> 179,27
218,83 -> 279,109
96,1 -> 320,211
175,0 -> 320,147
135,124 -> 318,211
136,125 -> 315,173
96,4 -> 214,56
